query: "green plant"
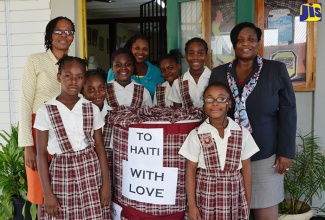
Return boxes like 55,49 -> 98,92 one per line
0,124 -> 36,219
280,131 -> 325,215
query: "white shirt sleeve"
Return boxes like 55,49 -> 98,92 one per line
168,78 -> 182,104
33,105 -> 50,131
241,127 -> 260,160
179,129 -> 202,163
153,91 -> 157,106
142,88 -> 153,107
92,104 -> 105,130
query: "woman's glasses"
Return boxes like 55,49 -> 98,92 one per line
53,30 -> 75,36
203,97 -> 228,103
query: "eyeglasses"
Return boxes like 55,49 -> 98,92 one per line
53,30 -> 75,36
203,97 -> 228,103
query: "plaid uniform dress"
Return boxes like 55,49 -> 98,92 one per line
106,83 -> 144,109
104,83 -> 145,200
42,103 -> 110,220
103,113 -> 114,200
194,128 -> 249,220
178,75 -> 194,108
104,83 -> 145,146
155,84 -> 166,107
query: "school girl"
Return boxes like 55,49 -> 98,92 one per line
168,37 -> 211,108
18,17 -> 75,217
81,67 -> 114,198
153,50 -> 181,107
106,48 -> 152,108
107,35 -> 164,99
179,82 -> 259,220
35,56 -> 111,219
82,67 -> 111,122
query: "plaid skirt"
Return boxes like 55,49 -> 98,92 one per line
42,147 -> 110,220
105,147 -> 114,196
191,169 -> 248,220
113,121 -> 201,217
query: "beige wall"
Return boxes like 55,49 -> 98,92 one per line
311,0 -> 325,211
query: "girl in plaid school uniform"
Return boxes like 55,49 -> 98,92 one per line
82,67 -> 111,120
168,38 -> 211,108
35,56 -> 111,219
153,50 -> 181,107
82,68 -> 113,148
179,82 -> 259,220
106,35 -> 164,99
106,48 -> 152,108
81,67 -> 114,205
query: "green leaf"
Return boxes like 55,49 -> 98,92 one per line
30,203 -> 37,220
280,130 -> 325,214
0,124 -> 28,219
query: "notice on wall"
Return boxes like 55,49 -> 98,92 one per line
128,127 -> 164,167
122,160 -> 178,204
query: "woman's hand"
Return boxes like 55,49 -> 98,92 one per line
44,192 -> 61,217
273,156 -> 293,174
188,206 -> 202,220
25,146 -> 37,171
100,184 -> 111,207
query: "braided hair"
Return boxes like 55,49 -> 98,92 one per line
44,16 -> 75,51
57,55 -> 87,75
185,37 -> 208,53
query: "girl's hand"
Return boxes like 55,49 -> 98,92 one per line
188,206 -> 202,220
44,192 -> 61,217
100,184 -> 111,207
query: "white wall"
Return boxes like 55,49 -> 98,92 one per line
0,0 -> 76,146
51,0 -> 76,55
0,0 -> 52,133
312,0 -> 325,211
0,1 -> 10,133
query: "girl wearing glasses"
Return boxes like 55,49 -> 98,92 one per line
18,16 -> 75,217
179,82 -> 259,220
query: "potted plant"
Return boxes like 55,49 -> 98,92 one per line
0,124 -> 36,220
279,131 -> 325,220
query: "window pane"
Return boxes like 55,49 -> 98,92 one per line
263,0 -> 307,87
180,1 -> 202,71
211,0 -> 236,68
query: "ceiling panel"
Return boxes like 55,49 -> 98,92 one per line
86,0 -> 151,19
